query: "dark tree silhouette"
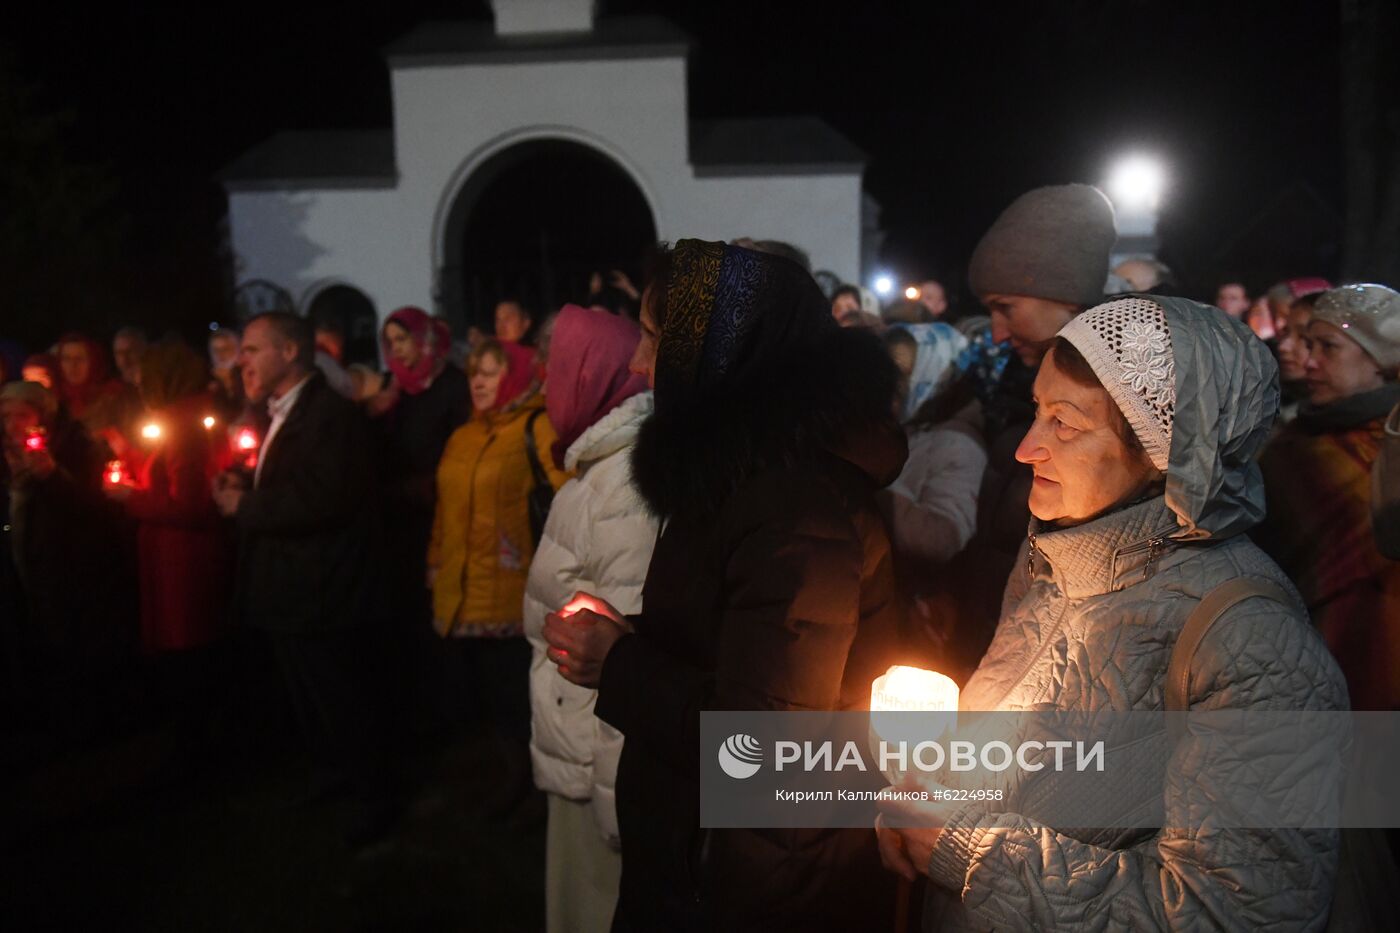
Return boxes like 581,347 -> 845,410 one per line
0,52 -> 127,349
1341,0 -> 1400,284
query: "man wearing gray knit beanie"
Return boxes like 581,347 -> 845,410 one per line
968,184 -> 1117,367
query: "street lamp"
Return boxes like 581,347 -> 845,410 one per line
873,273 -> 895,298
1106,154 -> 1166,212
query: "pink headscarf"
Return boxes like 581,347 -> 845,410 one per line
1286,277 -> 1332,299
544,305 -> 648,469
382,306 -> 451,395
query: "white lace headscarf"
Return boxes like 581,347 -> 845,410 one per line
1057,297 -> 1176,472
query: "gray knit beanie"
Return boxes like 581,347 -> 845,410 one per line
968,184 -> 1117,307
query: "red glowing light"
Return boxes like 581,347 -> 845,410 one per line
236,429 -> 258,451
104,459 -> 128,487
24,429 -> 46,452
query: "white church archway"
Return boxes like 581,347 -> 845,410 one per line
432,127 -> 660,331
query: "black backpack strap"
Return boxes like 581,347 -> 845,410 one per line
523,408 -> 550,488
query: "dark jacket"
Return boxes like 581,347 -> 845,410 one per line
2,418 -> 133,682
596,327 -> 910,932
377,363 -> 470,512
234,373 -> 382,633
375,364 -> 469,603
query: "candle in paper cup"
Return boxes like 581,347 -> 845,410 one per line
869,665 -> 959,784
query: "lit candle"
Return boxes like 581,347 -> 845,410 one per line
140,422 -> 162,441
870,665 -> 959,715
105,459 -> 128,487
24,427 -> 47,452
231,426 -> 260,469
202,416 -> 216,430
869,665 -> 959,784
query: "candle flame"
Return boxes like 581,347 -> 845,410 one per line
236,429 -> 258,451
104,459 -> 126,486
203,416 -> 216,429
870,665 -> 959,713
141,423 -> 162,441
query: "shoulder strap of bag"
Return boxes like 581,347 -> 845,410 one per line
523,408 -> 549,489
1166,578 -> 1294,727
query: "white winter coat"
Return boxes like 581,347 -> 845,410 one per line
880,421 -> 987,566
524,391 -> 658,846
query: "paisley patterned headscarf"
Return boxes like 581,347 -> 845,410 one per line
654,239 -> 832,404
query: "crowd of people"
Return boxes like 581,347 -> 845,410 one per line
3,183 -> 1399,932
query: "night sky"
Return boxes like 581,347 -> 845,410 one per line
3,0 -> 1345,344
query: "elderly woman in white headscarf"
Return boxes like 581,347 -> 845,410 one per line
876,296 -> 1347,932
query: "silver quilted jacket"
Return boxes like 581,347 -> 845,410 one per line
923,297 -> 1349,932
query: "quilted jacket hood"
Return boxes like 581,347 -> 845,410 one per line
1155,295 -> 1280,542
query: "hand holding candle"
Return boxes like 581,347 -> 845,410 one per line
543,591 -> 628,688
103,459 -> 135,500
869,665 -> 960,890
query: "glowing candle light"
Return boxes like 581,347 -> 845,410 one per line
24,428 -> 47,452
203,416 -> 216,430
871,665 -> 959,715
559,593 -> 614,619
904,286 -> 920,301
870,665 -> 959,784
104,459 -> 128,487
231,426 -> 261,470
141,422 -> 162,441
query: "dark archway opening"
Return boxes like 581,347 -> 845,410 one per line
305,284 -> 378,367
439,140 -> 657,336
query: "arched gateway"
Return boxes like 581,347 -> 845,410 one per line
221,0 -> 869,343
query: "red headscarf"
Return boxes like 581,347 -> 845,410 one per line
544,305 -> 648,469
478,339 -> 538,413
382,306 -> 451,396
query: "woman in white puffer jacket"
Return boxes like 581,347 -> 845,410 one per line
523,304 -> 657,933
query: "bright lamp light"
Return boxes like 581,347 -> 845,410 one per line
1107,155 -> 1166,211
873,274 -> 895,297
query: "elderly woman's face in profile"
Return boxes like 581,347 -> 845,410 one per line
1014,347 -> 1159,527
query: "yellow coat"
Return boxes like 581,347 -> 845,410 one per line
429,394 -> 571,635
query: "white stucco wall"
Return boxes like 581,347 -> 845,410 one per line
227,50 -> 863,322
